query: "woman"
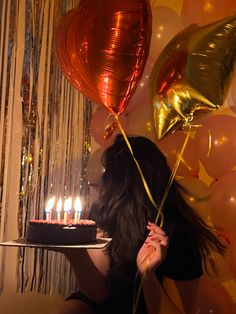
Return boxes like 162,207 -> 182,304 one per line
51,135 -> 225,314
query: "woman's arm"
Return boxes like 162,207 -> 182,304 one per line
137,223 -> 182,314
64,247 -> 110,301
62,229 -> 110,302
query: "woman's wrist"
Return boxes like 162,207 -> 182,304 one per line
141,270 -> 157,283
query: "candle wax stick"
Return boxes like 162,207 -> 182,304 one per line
46,212 -> 51,222
63,212 -> 70,224
74,211 -> 81,224
57,212 -> 61,223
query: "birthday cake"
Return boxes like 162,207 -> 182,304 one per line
26,219 -> 97,245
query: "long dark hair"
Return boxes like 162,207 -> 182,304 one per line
89,135 -> 225,272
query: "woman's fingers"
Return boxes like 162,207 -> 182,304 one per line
137,222 -> 169,274
145,235 -> 168,248
147,232 -> 168,242
146,223 -> 168,244
147,222 -> 166,234
139,246 -> 155,264
145,237 -> 168,247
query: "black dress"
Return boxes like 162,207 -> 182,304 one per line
66,220 -> 203,314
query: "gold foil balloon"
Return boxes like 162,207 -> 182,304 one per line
55,0 -> 152,115
150,14 -> 236,140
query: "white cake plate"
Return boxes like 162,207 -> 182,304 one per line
0,237 -> 111,249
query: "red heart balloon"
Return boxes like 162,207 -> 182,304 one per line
55,0 -> 152,115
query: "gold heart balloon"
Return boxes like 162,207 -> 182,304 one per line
150,14 -> 236,140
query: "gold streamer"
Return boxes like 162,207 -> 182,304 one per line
0,0 -> 12,293
0,0 -> 89,296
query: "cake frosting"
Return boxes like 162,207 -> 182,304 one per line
26,219 -> 97,245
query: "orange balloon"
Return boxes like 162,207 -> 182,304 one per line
177,177 -> 210,219
209,171 -> 236,237
227,72 -> 236,114
229,303 -> 236,313
157,131 -> 200,178
149,6 -> 183,62
90,108 -> 129,147
128,104 -> 156,141
192,276 -> 233,313
127,62 -> 152,113
225,234 -> 236,278
181,0 -> 236,26
205,250 -> 234,283
195,115 -> 236,179
55,0 -> 152,115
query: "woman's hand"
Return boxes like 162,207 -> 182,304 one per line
137,222 -> 169,275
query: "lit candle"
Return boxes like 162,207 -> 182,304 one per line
63,197 -> 72,223
74,196 -> 82,223
45,196 -> 55,222
56,197 -> 62,222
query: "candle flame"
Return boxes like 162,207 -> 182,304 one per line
56,197 -> 62,213
45,196 -> 55,213
64,197 -> 72,212
74,196 -> 82,212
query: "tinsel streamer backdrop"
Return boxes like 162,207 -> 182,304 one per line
0,0 -> 93,296
0,0 -> 13,292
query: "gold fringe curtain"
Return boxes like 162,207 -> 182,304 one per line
0,0 -> 94,295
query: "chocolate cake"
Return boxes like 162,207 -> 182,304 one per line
26,219 -> 97,245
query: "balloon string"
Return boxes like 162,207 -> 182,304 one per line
154,124 -> 192,224
176,154 -> 193,173
115,114 -> 191,313
132,247 -> 154,314
115,115 -> 164,226
132,270 -> 143,314
129,123 -> 192,313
